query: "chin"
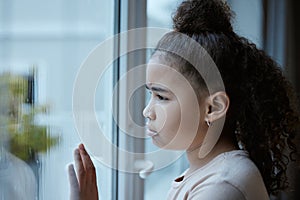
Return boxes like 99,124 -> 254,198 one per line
152,138 -> 185,150
151,137 -> 162,147
151,137 -> 168,149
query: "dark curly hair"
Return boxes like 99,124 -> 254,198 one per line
153,0 -> 299,196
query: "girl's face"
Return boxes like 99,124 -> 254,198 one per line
143,55 -> 208,150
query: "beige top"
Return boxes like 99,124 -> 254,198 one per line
167,150 -> 269,200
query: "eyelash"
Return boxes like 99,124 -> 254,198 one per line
156,94 -> 169,101
148,91 -> 169,101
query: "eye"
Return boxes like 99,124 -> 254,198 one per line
157,94 -> 169,101
147,90 -> 169,101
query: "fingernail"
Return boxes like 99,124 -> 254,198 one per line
66,163 -> 74,171
75,149 -> 80,154
79,143 -> 84,150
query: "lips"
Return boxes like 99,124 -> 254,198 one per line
146,129 -> 158,137
146,124 -> 158,137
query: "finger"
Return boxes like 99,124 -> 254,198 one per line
79,144 -> 93,170
79,144 -> 97,183
74,148 -> 85,184
68,164 -> 80,200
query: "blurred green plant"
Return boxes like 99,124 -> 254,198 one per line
0,72 -> 58,162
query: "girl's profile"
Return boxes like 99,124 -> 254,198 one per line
68,0 -> 299,199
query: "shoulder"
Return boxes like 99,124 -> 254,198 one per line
192,150 -> 263,184
220,151 -> 268,195
221,150 -> 262,181
191,150 -> 269,200
188,182 -> 245,200
169,150 -> 269,200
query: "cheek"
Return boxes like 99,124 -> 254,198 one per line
170,100 -> 201,149
181,103 -> 201,127
157,103 -> 181,135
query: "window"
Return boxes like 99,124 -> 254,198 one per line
0,0 -> 115,199
1,0 -> 272,200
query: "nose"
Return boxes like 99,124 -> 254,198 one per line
143,102 -> 155,120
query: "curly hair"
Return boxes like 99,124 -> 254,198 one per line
154,0 -> 299,196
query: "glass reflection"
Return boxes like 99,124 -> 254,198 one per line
0,72 -> 58,199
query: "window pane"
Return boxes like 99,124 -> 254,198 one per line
0,0 -> 114,199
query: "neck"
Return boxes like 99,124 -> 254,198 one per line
185,136 -> 237,176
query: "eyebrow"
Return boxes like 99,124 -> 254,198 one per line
145,84 -> 170,93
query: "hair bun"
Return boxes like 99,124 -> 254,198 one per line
173,0 -> 233,34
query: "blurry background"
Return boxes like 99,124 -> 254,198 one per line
0,0 -> 299,199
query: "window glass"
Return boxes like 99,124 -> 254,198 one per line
227,0 -> 263,48
0,0 -> 114,199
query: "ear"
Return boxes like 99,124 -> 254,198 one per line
204,91 -> 229,123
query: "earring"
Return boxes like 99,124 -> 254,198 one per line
206,120 -> 211,127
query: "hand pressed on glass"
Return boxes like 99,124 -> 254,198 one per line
68,144 -> 99,200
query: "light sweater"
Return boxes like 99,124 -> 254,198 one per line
167,150 -> 269,200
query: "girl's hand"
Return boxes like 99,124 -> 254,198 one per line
68,144 -> 99,200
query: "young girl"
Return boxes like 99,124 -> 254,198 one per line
68,0 -> 299,199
